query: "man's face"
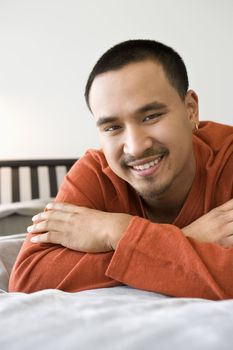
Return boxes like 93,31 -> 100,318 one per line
89,60 -> 198,203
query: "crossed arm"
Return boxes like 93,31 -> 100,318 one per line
9,198 -> 233,299
28,199 -> 233,251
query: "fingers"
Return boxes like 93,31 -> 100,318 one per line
32,210 -> 71,224
32,202 -> 89,226
29,202 -> 89,233
30,232 -> 49,243
28,210 -> 74,234
30,231 -> 62,245
46,202 -> 84,213
28,202 -> 85,243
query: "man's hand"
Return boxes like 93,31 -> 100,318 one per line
28,203 -> 132,253
182,198 -> 233,246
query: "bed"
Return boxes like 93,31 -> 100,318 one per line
1,159 -> 233,350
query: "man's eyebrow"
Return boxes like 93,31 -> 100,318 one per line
96,101 -> 167,127
96,116 -> 118,128
135,101 -> 167,114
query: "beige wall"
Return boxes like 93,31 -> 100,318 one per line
0,0 -> 232,159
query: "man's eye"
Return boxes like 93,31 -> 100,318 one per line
143,113 -> 163,122
104,125 -> 121,132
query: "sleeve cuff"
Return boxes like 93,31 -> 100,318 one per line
106,216 -> 149,282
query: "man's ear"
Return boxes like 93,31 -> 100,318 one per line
185,90 -> 199,129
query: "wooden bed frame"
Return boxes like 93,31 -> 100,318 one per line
0,159 -> 77,203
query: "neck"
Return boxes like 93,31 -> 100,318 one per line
143,198 -> 184,224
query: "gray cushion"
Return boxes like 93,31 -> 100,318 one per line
0,233 -> 26,292
0,199 -> 52,236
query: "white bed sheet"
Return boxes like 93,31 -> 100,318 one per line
1,286 -> 233,350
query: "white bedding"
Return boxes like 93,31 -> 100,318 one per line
1,286 -> 233,350
1,232 -> 233,350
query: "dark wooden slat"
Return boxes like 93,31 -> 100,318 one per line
30,167 -> 39,199
0,159 -> 77,168
49,166 -> 58,197
12,167 -> 20,202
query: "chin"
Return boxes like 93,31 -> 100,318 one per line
136,186 -> 165,200
135,178 -> 172,200
140,189 -> 166,201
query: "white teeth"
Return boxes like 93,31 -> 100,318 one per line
132,157 -> 161,171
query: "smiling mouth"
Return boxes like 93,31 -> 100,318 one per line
131,157 -> 163,171
127,155 -> 165,177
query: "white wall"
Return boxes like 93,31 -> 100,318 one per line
0,0 -> 232,159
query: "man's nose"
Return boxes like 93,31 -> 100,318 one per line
123,126 -> 153,157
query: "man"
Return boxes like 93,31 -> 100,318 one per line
9,40 -> 233,299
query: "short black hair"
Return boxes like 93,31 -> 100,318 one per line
85,39 -> 189,111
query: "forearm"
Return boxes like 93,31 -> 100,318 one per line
106,216 -> 233,300
8,234 -> 121,293
9,215 -> 233,298
10,194 -> 233,296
